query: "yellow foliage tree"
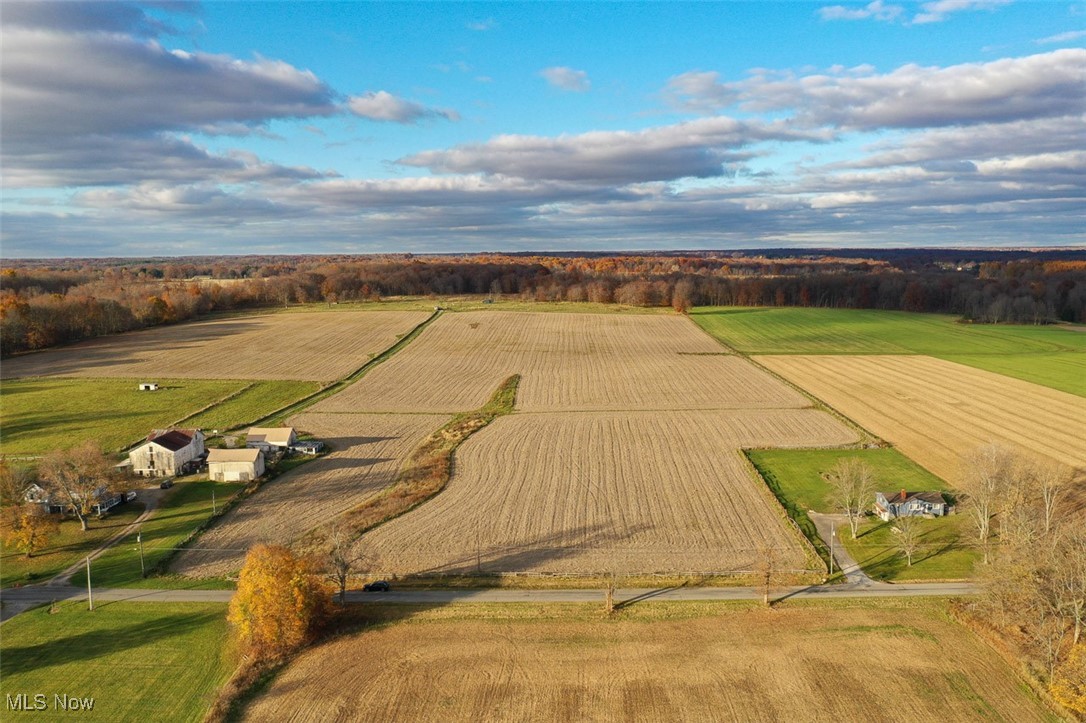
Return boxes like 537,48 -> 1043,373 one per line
227,544 -> 330,660
3,504 -> 59,558
1051,644 -> 1086,717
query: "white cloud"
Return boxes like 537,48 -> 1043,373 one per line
912,0 -> 1011,24
399,117 -> 831,184
346,91 -> 460,124
467,18 -> 497,31
1035,29 -> 1086,44
818,1 -> 904,22
540,66 -> 591,92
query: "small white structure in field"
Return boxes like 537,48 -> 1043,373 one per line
129,429 -> 205,477
246,427 -> 297,453
138,382 -> 159,391
207,448 -> 265,482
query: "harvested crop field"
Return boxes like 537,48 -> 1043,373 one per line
0,310 -> 429,382
758,355 -> 1086,482
244,603 -> 1049,722
365,410 -> 857,575
314,311 -> 809,413
171,413 -> 444,578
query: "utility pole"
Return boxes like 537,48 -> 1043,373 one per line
829,527 -> 836,577
212,490 -> 217,516
137,532 -> 146,578
86,556 -> 93,611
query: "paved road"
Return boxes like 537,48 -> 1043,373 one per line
1,581 -> 978,617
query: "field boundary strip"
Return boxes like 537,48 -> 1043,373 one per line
244,308 -> 442,429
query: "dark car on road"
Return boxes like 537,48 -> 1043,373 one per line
159,480 -> 174,489
363,580 -> 390,592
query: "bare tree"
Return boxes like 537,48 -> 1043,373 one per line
38,442 -> 117,532
825,458 -> 876,539
1052,524 -> 1086,646
892,515 -> 923,567
0,460 -> 35,507
324,523 -> 370,604
958,444 -> 1015,564
1032,461 -> 1072,536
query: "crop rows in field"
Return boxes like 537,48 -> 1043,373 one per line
315,311 -> 809,413
244,605 -> 1049,722
758,355 -> 1086,482
0,310 -> 430,382
365,410 -> 857,575
171,413 -> 445,578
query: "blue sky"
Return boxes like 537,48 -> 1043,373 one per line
1,1 -> 1083,256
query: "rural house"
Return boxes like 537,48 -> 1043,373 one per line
875,490 -> 948,521
245,427 -> 297,453
129,428 -> 206,477
24,483 -> 124,516
207,448 -> 265,482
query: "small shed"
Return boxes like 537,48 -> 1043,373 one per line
207,448 -> 265,482
138,382 -> 159,391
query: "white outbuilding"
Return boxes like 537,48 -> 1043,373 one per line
207,448 -> 265,482
245,427 -> 297,453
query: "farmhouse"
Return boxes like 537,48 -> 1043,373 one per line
246,427 -> 297,453
875,490 -> 948,521
129,428 -> 206,477
207,448 -> 265,482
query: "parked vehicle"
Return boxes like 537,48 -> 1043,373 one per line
363,580 -> 390,592
159,480 -> 174,489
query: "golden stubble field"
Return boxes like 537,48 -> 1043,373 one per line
171,413 -> 445,578
758,355 -> 1086,482
313,311 -> 810,413
0,310 -> 429,382
365,410 -> 856,575
243,604 -> 1050,723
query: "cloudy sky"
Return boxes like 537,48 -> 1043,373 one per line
1,1 -> 1083,257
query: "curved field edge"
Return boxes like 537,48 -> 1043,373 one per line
300,375 -> 521,554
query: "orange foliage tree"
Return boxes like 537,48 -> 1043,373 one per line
228,544 -> 331,661
1051,644 -> 1086,716
2,505 -> 59,558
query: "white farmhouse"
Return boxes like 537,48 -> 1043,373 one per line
246,427 -> 297,453
207,448 -> 265,482
129,429 -> 205,477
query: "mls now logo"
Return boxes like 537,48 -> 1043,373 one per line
6,693 -> 95,712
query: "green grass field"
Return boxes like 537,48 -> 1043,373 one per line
0,378 -> 320,456
89,480 -> 245,589
839,515 -> 980,582
747,448 -> 976,581
0,601 -> 234,721
1,505 -> 146,589
691,307 -> 1086,396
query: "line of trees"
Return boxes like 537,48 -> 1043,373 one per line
3,254 -> 1084,356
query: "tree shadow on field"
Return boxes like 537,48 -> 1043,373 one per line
3,610 -> 222,675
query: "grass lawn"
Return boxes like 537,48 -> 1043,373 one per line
691,306 -> 1086,396
839,515 -> 980,582
0,601 -> 234,722
1,505 -> 145,589
88,480 -> 245,589
180,380 -> 320,432
748,447 -> 950,515
0,378 -> 319,456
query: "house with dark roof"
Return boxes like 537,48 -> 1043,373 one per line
875,490 -> 948,521
128,428 -> 206,477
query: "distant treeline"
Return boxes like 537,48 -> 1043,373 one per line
2,251 -> 1085,356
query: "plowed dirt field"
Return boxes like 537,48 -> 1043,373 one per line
171,413 -> 445,577
1,310 -> 429,382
